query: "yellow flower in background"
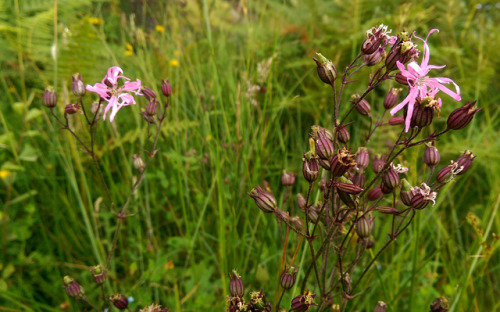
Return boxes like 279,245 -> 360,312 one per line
88,17 -> 104,25
125,42 -> 133,56
170,59 -> 179,67
155,25 -> 165,33
0,170 -> 12,179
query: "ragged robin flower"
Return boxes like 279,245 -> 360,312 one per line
86,66 -> 142,122
390,29 -> 461,132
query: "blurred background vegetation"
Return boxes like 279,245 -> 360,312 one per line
0,0 -> 499,311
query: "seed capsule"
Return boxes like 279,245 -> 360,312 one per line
229,270 -> 244,298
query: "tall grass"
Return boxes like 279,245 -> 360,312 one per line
0,0 -> 499,311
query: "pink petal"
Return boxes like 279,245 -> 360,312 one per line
404,100 -> 416,132
122,79 -> 142,94
426,77 -> 461,100
86,83 -> 109,98
102,96 -> 117,121
106,66 -> 123,85
118,93 -> 136,106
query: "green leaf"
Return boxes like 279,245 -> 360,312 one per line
19,145 -> 39,162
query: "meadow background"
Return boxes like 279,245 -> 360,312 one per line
0,0 -> 499,311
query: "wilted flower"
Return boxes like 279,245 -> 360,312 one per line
390,29 -> 461,132
455,150 -> 475,175
90,264 -> 106,284
63,276 -> 85,299
290,291 -> 317,312
86,66 -> 142,122
430,297 -> 449,312
110,294 -> 129,310
411,183 -> 437,209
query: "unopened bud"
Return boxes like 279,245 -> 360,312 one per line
65,103 -> 81,115
297,194 -> 306,211
352,94 -> 371,116
384,88 -> 402,109
337,182 -> 363,194
313,53 -> 337,84
280,266 -> 298,290
43,87 -> 58,108
372,155 -> 385,173
423,143 -> 440,169
71,73 -> 85,97
161,79 -> 172,97
248,186 -> 277,213
142,87 -> 157,101
395,71 -> 409,85
363,48 -> 385,66
315,132 -> 334,160
400,179 -> 414,206
455,150 -> 475,175
90,265 -> 106,284
63,276 -> 85,299
229,270 -> 244,298
356,148 -> 369,170
388,116 -> 405,125
146,100 -> 157,116
132,154 -> 146,171
367,186 -> 383,201
281,171 -> 296,187
382,165 -> 400,189
356,216 -> 374,239
302,153 -> 319,182
447,101 -> 480,130
110,294 -> 129,310
336,125 -> 350,144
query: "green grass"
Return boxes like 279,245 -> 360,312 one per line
0,0 -> 499,311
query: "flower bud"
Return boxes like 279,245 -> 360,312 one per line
446,101 -> 480,130
350,171 -> 366,187
361,25 -> 389,55
146,100 -> 157,116
376,206 -> 399,215
395,71 -> 409,85
374,301 -> 387,312
408,96 -> 440,128
423,143 -> 440,169
400,179 -> 414,206
297,194 -> 306,211
455,150 -> 475,175
71,73 -> 85,97
318,158 -> 331,171
110,294 -> 129,310
311,125 -> 334,141
330,148 -> 356,177
280,266 -> 298,290
43,87 -> 57,108
384,88 -> 402,110
229,270 -> 244,298
380,181 -> 393,194
280,170 -> 296,187
389,116 -> 405,125
132,154 -> 146,171
336,182 -> 363,194
315,131 -> 334,160
382,165 -> 400,189
63,276 -> 85,299
411,193 -> 429,210
65,103 -> 81,115
367,186 -> 383,201
161,79 -> 172,97
313,53 -> 337,84
430,297 -> 449,312
90,264 -> 106,284
351,94 -> 371,116
290,291 -> 317,312
302,153 -> 319,182
336,125 -> 350,144
356,216 -> 374,239
363,47 -> 385,66
356,148 -> 369,170
142,87 -> 157,101
372,155 -> 385,173
248,186 -> 277,213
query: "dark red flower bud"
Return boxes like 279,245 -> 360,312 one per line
367,186 -> 383,201
63,276 -> 85,299
376,206 -> 399,215
146,100 -> 157,116
302,154 -> 320,182
90,265 -> 106,284
430,297 -> 449,312
336,125 -> 350,144
447,101 -> 480,130
411,193 -> 429,210
380,181 -> 393,194
315,131 -> 334,160
330,148 -> 356,177
423,143 -> 440,169
280,266 -> 298,290
161,79 -> 172,97
372,155 -> 385,173
389,116 -> 405,125
336,182 -> 363,194
71,73 -> 86,97
142,87 -> 157,101
65,103 -> 81,115
407,95 -> 440,128
313,53 -> 337,85
248,186 -> 277,213
356,216 -> 374,238
382,164 -> 404,189
395,71 -> 409,85
384,88 -> 402,109
455,150 -> 475,175
318,158 -> 331,170
229,270 -> 244,298
356,148 -> 369,170
361,26 -> 387,54
400,179 -> 414,206
311,125 -> 334,141
281,171 -> 296,187
290,291 -> 317,312
351,94 -> 371,116
43,87 -> 58,108
110,294 -> 129,310
363,47 -> 385,66
350,171 -> 366,187
374,301 -> 388,312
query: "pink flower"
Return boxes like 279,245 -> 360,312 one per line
86,66 -> 142,122
390,29 -> 461,132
